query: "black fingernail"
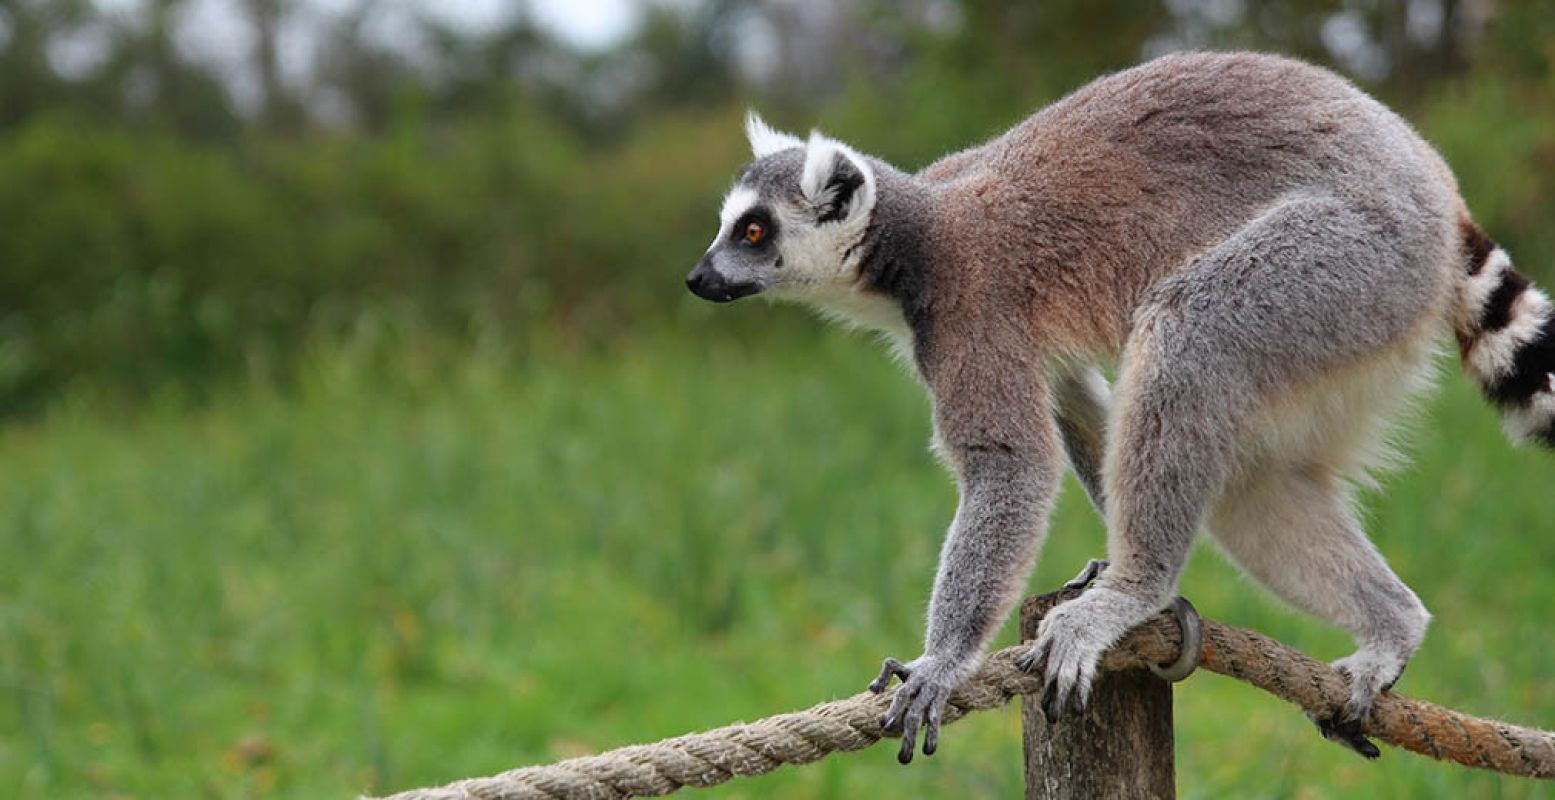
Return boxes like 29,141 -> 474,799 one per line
898,740 -> 914,764
1040,684 -> 1058,724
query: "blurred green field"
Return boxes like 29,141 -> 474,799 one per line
4,314 -> 1553,800
5,2 -> 1555,797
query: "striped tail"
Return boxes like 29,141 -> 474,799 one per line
1454,222 -> 1555,448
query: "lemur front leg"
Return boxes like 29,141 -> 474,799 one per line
1053,366 -> 1111,515
1023,311 -> 1240,722
1050,366 -> 1112,592
869,342 -> 1062,763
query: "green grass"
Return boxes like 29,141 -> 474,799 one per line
3,320 -> 1553,799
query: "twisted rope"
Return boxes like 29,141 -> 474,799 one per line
372,590 -> 1555,799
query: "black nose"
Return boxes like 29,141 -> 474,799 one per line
686,267 -> 715,296
686,261 -> 760,303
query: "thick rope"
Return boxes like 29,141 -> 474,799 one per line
372,590 -> 1555,799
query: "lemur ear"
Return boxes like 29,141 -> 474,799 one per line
800,131 -> 877,224
745,110 -> 803,158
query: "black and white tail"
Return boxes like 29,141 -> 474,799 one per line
1454,222 -> 1555,448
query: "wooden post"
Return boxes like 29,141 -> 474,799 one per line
1021,598 -> 1176,800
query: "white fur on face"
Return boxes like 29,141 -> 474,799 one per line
710,185 -> 759,251
773,132 -> 878,287
767,133 -> 897,336
717,121 -> 903,338
771,203 -> 864,285
770,198 -> 907,345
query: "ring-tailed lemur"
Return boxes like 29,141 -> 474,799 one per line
686,51 -> 1555,763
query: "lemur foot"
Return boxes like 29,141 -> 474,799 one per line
1016,585 -> 1144,723
1307,647 -> 1406,759
1332,648 -> 1406,723
867,655 -> 963,764
1146,597 -> 1202,683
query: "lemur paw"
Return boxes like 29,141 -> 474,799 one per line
1332,647 -> 1406,723
1309,712 -> 1382,759
1308,647 -> 1405,759
867,655 -> 965,764
1016,588 -> 1134,723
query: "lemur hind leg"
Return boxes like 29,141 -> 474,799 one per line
1054,367 -> 1111,514
1210,465 -> 1428,757
1025,192 -> 1450,723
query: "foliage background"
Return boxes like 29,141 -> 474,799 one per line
2,1 -> 1553,798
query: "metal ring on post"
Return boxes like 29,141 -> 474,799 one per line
1147,596 -> 1202,682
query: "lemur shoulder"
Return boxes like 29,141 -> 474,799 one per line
685,51 -> 1555,762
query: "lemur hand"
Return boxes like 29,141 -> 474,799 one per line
867,654 -> 966,763
1016,587 -> 1144,722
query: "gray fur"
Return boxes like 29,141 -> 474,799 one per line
687,51 -> 1547,760
1053,367 -> 1111,512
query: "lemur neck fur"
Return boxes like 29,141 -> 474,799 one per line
801,160 -> 934,350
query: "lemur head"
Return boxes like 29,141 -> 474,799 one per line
686,112 -> 878,304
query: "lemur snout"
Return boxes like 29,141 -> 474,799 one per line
686,260 -> 759,302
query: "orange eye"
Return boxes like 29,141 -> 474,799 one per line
744,221 -> 765,245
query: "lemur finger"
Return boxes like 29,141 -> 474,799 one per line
1041,674 -> 1068,725
897,705 -> 921,764
1045,687 -> 1069,725
879,685 -> 912,734
1067,657 -> 1100,718
1066,678 -> 1088,717
1350,736 -> 1382,760
1313,713 -> 1382,760
880,707 -> 906,735
1057,673 -> 1077,720
868,657 -> 910,694
1015,639 -> 1050,674
1148,597 -> 1203,683
923,701 -> 942,756
1046,654 -> 1084,723
1062,558 -> 1110,591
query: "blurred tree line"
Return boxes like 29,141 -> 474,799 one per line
0,0 -> 1552,413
